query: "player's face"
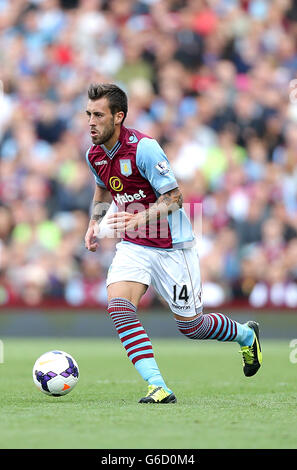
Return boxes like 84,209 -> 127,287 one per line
86,98 -> 116,146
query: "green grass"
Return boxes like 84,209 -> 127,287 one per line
0,338 -> 296,449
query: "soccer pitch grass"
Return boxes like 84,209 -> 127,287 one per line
0,338 -> 296,449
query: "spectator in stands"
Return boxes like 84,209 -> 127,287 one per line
0,0 -> 297,309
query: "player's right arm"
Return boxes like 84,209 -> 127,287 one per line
85,184 -> 112,252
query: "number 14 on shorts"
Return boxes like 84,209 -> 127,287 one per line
173,284 -> 189,303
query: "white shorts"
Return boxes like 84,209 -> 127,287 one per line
106,241 -> 203,317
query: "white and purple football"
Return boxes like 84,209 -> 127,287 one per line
33,350 -> 79,397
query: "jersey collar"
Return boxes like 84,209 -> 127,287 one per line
100,140 -> 121,159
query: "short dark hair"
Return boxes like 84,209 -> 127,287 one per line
87,83 -> 128,123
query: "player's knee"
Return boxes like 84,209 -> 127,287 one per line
176,325 -> 196,340
175,314 -> 204,339
107,297 -> 137,316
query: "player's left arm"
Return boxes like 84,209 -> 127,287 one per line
107,187 -> 183,231
136,186 -> 183,226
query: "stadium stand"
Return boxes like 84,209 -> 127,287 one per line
1,0 -> 297,309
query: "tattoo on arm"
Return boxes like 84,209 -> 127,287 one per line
91,201 -> 102,222
140,188 -> 183,225
159,188 -> 183,212
91,200 -> 109,223
90,186 -> 112,224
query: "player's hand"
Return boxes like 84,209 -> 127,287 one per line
85,223 -> 99,252
107,211 -> 138,233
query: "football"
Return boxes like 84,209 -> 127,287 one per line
33,350 -> 79,397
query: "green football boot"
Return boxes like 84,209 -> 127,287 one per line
239,321 -> 262,377
139,385 -> 177,404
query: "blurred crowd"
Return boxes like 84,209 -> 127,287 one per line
1,0 -> 297,309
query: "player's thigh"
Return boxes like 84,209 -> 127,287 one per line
152,246 -> 202,318
107,281 -> 148,307
106,242 -> 152,307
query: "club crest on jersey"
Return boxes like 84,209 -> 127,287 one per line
120,159 -> 132,177
155,160 -> 169,175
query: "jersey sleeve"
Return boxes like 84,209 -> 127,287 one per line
135,138 -> 178,194
85,148 -> 107,188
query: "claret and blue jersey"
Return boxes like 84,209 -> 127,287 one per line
86,125 -> 195,250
